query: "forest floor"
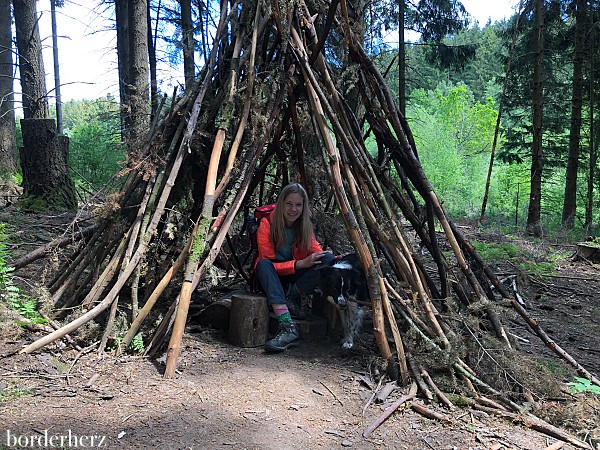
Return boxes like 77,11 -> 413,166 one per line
0,207 -> 599,450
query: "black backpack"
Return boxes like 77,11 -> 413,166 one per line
245,203 -> 276,291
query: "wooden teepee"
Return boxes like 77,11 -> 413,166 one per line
12,1 -> 597,446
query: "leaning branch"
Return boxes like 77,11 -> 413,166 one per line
11,224 -> 98,270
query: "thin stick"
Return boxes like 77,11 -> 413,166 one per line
420,368 -> 454,409
410,402 -> 453,425
11,224 -> 98,271
363,382 -> 417,438
319,380 -> 343,406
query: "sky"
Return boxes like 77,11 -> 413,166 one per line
461,0 -> 521,27
26,0 -> 521,105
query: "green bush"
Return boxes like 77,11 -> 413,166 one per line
408,85 -> 499,219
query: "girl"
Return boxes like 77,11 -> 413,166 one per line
252,183 -> 334,352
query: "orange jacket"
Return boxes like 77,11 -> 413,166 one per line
253,210 -> 323,276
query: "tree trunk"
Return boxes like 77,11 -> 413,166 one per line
480,2 -> 524,225
585,12 -> 595,236
562,0 -> 587,228
18,118 -> 76,211
147,3 -> 158,119
128,0 -> 150,147
13,0 -> 49,119
181,0 -> 195,90
115,0 -> 130,141
527,0 -> 544,237
0,0 -> 18,177
50,0 -> 63,134
398,0 -> 406,117
115,0 -> 150,148
14,0 -> 75,210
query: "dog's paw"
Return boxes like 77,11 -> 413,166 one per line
342,339 -> 354,349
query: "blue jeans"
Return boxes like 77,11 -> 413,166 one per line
254,253 -> 335,306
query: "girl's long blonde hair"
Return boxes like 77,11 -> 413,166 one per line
270,183 -> 313,251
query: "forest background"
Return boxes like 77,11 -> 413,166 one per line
1,0 -> 599,239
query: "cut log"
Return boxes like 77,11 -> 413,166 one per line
574,242 -> 600,262
190,298 -> 231,330
228,291 -> 269,347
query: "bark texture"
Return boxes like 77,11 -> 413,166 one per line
181,0 -> 195,90
562,0 -> 587,228
115,0 -> 149,148
13,0 -> 49,119
18,118 -> 76,211
527,0 -> 544,237
0,0 -> 17,176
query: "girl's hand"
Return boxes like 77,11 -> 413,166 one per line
298,251 -> 328,269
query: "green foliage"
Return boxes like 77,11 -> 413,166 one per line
472,241 -> 521,263
0,223 -> 14,294
0,384 -> 31,403
472,239 -> 561,278
15,119 -> 23,150
408,85 -> 498,219
537,358 -> 569,377
0,223 -> 46,325
0,224 -> 22,314
402,21 -> 505,102
61,97 -> 124,193
567,377 -> 600,395
108,333 -> 145,354
16,97 -> 123,195
8,297 -> 48,325
376,15 -> 600,233
130,333 -> 145,354
518,260 -> 557,278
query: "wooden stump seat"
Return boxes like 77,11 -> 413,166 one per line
228,291 -> 269,347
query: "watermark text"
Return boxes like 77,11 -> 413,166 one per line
5,429 -> 107,448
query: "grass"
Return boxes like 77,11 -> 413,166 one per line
0,384 -> 32,403
472,241 -> 521,263
537,358 -> 569,378
472,238 -> 566,279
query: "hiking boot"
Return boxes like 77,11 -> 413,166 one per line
265,321 -> 299,352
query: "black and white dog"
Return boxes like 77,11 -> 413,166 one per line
318,253 -> 369,349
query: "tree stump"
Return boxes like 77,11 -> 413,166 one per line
228,292 -> 269,347
575,242 -> 600,263
18,118 -> 77,211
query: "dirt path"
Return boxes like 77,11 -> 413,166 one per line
0,331 -> 574,450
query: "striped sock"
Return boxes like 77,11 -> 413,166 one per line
273,305 -> 293,324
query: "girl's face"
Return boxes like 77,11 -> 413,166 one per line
283,192 -> 304,227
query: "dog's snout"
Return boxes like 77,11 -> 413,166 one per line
336,295 -> 348,309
